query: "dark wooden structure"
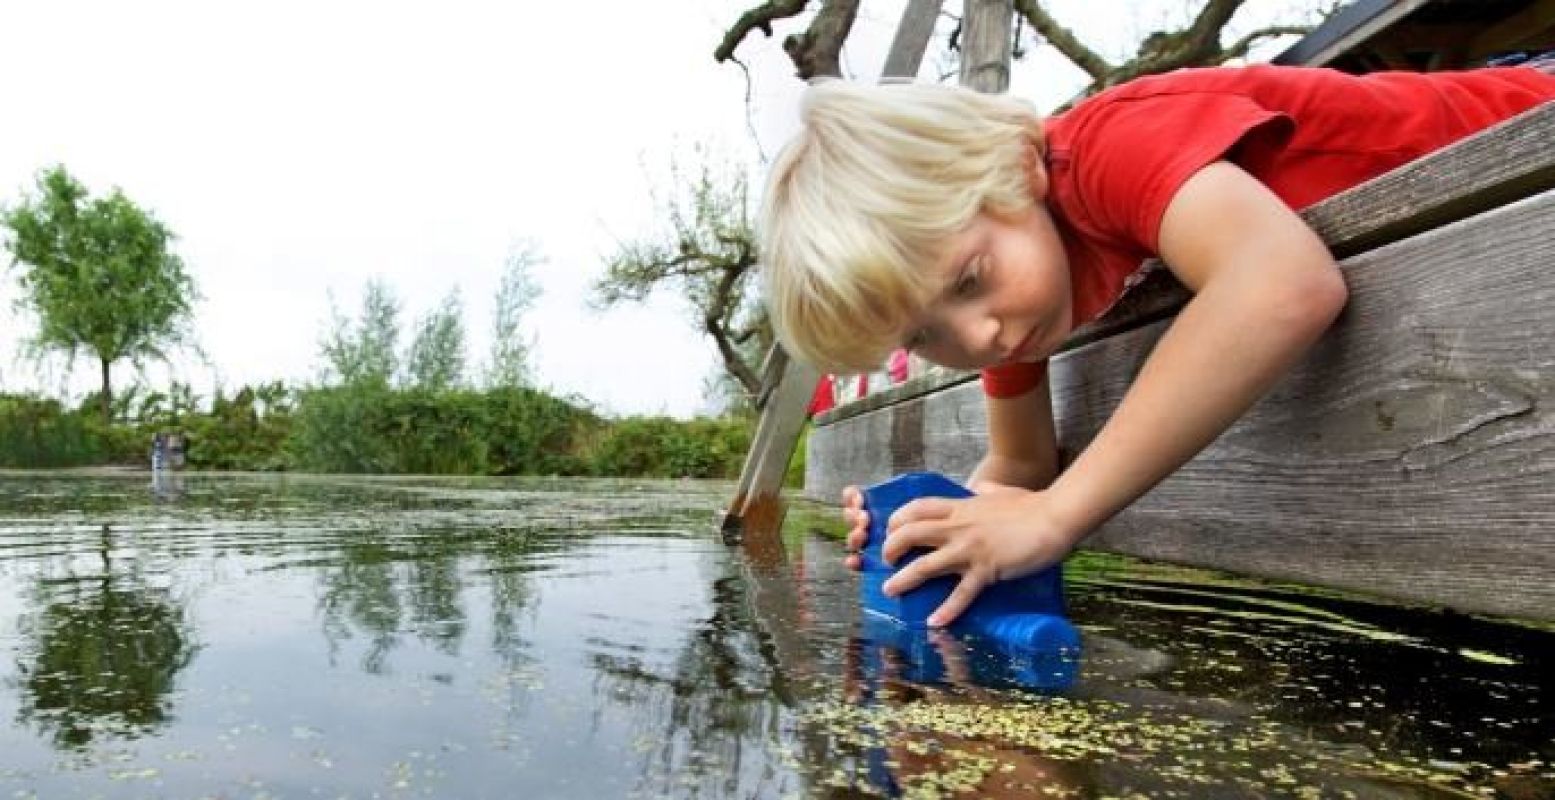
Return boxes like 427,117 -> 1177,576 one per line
1273,0 -> 1555,72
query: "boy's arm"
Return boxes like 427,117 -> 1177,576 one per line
882,161 -> 1348,625
1039,160 -> 1347,533
968,374 -> 1060,493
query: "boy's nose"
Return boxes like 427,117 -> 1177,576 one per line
959,314 -> 1004,361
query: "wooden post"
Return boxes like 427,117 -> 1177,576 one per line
720,0 -> 947,544
960,0 -> 1013,93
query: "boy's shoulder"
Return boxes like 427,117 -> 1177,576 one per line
1043,67 -> 1307,247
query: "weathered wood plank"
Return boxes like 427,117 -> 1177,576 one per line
809,189 -> 1555,620
815,100 -> 1555,428
961,0 -> 1013,93
881,0 -> 944,80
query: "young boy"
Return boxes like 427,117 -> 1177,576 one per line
758,63 -> 1555,628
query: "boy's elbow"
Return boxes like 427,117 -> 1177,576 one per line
1280,263 -> 1348,338
1308,265 -> 1349,328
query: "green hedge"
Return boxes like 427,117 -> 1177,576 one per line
288,385 -> 597,475
0,384 -> 755,479
584,415 -> 751,479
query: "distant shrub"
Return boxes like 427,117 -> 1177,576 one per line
583,415 -> 751,479
288,384 -> 598,475
480,387 -> 598,475
0,394 -> 109,467
180,383 -> 297,471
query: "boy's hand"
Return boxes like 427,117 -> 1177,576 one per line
840,479 -> 1023,572
840,485 -> 868,571
880,489 -> 1084,627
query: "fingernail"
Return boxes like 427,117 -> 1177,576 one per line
927,614 -> 944,627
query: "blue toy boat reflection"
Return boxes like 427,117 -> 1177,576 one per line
857,471 -> 1081,691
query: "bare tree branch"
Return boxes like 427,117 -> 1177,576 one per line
714,0 -> 809,65
1185,0 -> 1247,51
1012,0 -> 1113,80
715,0 -> 861,80
703,264 -> 762,394
1219,24 -> 1310,62
781,0 -> 862,78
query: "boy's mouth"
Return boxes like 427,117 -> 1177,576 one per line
1006,325 -> 1043,363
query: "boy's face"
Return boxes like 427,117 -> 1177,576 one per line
900,204 -> 1072,371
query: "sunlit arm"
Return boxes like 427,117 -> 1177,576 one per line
968,374 -> 1060,493
1042,160 -> 1349,538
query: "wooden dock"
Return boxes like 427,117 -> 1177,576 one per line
806,101 -> 1555,622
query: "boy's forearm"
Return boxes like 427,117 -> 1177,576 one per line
1043,261 -> 1345,538
973,378 -> 1060,491
968,450 -> 1057,491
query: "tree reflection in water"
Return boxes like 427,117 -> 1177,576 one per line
316,522 -> 541,674
10,524 -> 197,749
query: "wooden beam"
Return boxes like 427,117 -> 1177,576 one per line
1467,0 -> 1555,60
882,0 -> 944,80
1272,0 -> 1427,68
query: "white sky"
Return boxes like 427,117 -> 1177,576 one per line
0,0 -> 1311,418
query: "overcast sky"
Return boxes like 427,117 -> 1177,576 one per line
0,0 -> 1311,417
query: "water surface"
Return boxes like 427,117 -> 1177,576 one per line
0,472 -> 1549,798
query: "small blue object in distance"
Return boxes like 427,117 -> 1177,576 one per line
858,471 -> 1081,659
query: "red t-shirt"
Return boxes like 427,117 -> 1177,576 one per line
981,64 -> 1555,398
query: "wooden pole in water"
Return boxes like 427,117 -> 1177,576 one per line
720,0 -> 947,545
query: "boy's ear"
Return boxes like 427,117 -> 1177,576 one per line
1022,132 -> 1049,201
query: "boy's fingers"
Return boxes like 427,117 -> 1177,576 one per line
882,546 -> 959,596
841,485 -> 862,509
844,553 -> 862,571
887,497 -> 954,531
927,572 -> 989,628
880,520 -> 946,565
847,520 -> 867,550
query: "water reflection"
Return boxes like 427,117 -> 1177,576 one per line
0,474 -> 1549,799
11,524 -> 197,748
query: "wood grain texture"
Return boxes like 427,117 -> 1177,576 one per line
881,0 -> 944,80
808,189 -> 1555,620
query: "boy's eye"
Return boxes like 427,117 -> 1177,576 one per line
953,262 -> 981,296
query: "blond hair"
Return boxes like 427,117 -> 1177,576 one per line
759,80 -> 1042,374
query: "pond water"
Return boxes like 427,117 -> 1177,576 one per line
0,471 -> 1549,799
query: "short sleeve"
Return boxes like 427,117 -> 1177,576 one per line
980,359 -> 1047,399
1070,92 -> 1294,252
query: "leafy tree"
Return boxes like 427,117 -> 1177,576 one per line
486,244 -> 543,389
407,289 -> 467,391
320,278 -> 401,387
1,166 -> 198,422
592,148 -> 770,400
